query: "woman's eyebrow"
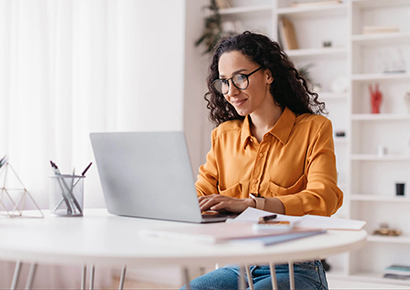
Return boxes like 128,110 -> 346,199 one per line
219,68 -> 248,78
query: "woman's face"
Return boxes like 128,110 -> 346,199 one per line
218,50 -> 274,117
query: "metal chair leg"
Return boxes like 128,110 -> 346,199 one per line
25,263 -> 37,290
182,266 -> 191,290
81,265 -> 87,290
89,264 -> 95,290
11,260 -> 22,290
288,261 -> 295,290
269,262 -> 278,290
118,265 -> 127,290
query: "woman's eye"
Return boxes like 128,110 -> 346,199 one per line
235,75 -> 247,82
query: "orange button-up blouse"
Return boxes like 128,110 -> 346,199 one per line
195,107 -> 343,217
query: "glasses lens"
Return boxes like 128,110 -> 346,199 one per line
232,74 -> 248,90
212,79 -> 229,94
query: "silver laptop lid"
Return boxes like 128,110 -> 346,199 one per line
90,131 -> 202,223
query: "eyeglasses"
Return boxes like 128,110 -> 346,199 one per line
212,67 -> 263,95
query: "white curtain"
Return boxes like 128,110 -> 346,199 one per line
0,0 -> 185,288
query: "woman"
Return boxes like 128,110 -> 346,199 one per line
185,31 -> 343,290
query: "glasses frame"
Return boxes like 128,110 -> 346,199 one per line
212,66 -> 264,95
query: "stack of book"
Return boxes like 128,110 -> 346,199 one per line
215,0 -> 231,9
362,26 -> 400,34
278,18 -> 298,50
384,264 -> 410,280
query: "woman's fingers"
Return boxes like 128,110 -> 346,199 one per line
198,195 -> 249,213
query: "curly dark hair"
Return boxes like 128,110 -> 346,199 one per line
205,31 -> 326,126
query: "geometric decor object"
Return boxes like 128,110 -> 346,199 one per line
0,157 -> 44,218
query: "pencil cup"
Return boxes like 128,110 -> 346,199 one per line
50,175 -> 85,216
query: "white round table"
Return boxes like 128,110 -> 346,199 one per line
0,209 -> 367,290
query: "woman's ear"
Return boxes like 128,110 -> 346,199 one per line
265,69 -> 274,84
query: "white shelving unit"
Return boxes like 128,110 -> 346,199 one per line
214,0 -> 410,286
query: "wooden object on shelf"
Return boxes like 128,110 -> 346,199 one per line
279,17 -> 298,50
215,0 -> 231,9
290,0 -> 342,7
362,26 -> 400,34
278,18 -> 289,50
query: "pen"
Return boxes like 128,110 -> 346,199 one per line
51,161 -> 82,214
54,162 -> 91,213
259,214 -> 277,223
0,155 -> 7,169
50,161 -> 73,214
81,162 -> 92,176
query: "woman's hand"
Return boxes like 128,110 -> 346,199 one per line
198,194 -> 254,213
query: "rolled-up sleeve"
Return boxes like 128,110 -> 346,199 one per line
276,119 -> 343,216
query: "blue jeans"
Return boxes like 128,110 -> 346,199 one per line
181,260 -> 328,290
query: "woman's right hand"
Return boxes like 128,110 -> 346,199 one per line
198,194 -> 254,213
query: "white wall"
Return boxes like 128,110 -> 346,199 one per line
183,0 -> 214,176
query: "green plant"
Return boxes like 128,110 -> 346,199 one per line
195,0 -> 235,54
298,63 -> 314,84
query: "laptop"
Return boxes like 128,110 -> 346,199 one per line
90,131 -> 238,223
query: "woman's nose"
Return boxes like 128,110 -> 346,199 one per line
226,80 -> 239,97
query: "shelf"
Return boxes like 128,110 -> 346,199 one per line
351,154 -> 410,161
351,194 -> 410,202
352,73 -> 410,82
219,5 -> 273,15
349,272 -> 410,286
285,47 -> 347,58
352,0 -> 410,9
368,235 -> 410,244
319,92 -> 348,99
277,3 -> 347,18
351,114 -> 410,121
352,32 -> 410,45
334,137 -> 347,144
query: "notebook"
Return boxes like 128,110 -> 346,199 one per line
90,131 -> 237,223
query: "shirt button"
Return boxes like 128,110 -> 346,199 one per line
253,179 -> 258,183
259,153 -> 264,158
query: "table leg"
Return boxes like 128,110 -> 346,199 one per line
118,265 -> 127,290
182,266 -> 190,290
269,262 -> 278,290
245,264 -> 254,290
81,265 -> 87,290
25,263 -> 37,290
89,264 -> 95,290
238,265 -> 246,290
288,261 -> 295,290
10,260 -> 22,290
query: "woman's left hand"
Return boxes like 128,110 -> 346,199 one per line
198,194 -> 254,213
